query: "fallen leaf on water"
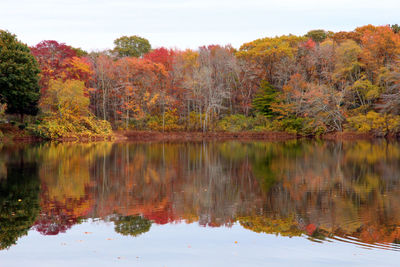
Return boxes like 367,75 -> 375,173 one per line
18,199 -> 22,202
234,241 -> 238,244
84,232 -> 92,234
107,238 -> 113,240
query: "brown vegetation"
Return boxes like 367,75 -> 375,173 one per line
116,130 -> 296,141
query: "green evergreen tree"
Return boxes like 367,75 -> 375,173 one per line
252,81 -> 279,118
0,30 -> 41,120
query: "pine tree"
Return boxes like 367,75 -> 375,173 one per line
252,81 -> 279,118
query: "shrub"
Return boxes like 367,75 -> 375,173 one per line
217,114 -> 252,132
269,117 -> 326,136
345,111 -> 400,136
31,114 -> 113,140
216,113 -> 270,132
147,109 -> 183,131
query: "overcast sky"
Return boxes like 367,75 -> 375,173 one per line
0,0 -> 399,51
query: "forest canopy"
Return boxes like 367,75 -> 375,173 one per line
1,25 -> 400,138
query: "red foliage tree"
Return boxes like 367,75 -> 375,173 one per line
31,40 -> 77,91
144,47 -> 175,71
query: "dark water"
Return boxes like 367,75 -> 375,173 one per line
0,140 -> 400,266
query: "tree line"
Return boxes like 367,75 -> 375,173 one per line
2,25 -> 400,137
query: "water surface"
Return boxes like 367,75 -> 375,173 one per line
1,140 -> 400,266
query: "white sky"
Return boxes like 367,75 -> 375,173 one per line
0,0 -> 399,51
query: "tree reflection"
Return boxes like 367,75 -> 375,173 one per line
33,143 -> 112,235
0,159 -> 40,249
112,215 -> 152,237
88,140 -> 400,248
3,140 -> 400,249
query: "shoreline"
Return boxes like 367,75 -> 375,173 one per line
114,131 -> 296,142
1,129 -> 395,143
115,131 -> 381,142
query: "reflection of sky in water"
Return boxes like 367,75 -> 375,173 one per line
1,220 -> 399,267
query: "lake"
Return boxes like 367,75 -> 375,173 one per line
0,140 -> 399,266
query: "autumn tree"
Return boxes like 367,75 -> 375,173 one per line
144,47 -> 175,71
88,53 -> 115,120
345,75 -> 380,112
334,40 -> 363,84
332,31 -> 362,44
36,77 -> 112,139
170,49 -> 199,128
376,69 -> 400,114
237,35 -> 306,85
275,74 -> 345,132
113,57 -> 168,127
41,79 -> 89,119
230,59 -> 260,116
88,52 -> 170,128
144,48 -> 184,130
188,45 -> 238,131
295,39 -> 335,84
358,25 -> 400,80
60,56 -> 93,84
30,40 -> 77,91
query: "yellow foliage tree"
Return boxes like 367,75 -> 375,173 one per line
36,79 -> 112,139
41,79 -> 89,119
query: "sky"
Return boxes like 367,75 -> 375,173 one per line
0,0 -> 399,52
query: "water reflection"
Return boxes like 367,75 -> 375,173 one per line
1,140 -> 400,251
0,148 -> 40,249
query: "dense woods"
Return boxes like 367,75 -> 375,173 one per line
2,24 -> 400,138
